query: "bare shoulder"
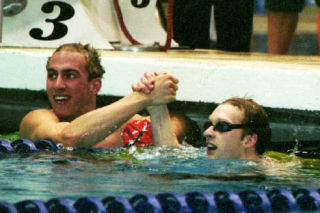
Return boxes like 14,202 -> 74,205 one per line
19,109 -> 60,140
21,109 -> 58,125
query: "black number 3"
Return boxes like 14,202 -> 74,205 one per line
30,1 -> 75,40
131,0 -> 150,8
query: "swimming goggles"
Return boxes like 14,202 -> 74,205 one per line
212,121 -> 251,133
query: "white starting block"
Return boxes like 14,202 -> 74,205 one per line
0,0 -> 176,49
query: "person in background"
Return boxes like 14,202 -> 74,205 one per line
173,0 -> 254,52
19,43 -> 182,148
265,0 -> 320,54
170,113 -> 204,147
212,0 -> 254,52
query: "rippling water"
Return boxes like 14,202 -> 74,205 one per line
1,143 -> 320,204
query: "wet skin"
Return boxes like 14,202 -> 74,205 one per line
46,51 -> 99,121
204,103 -> 247,159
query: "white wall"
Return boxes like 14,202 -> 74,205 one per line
1,48 -> 319,111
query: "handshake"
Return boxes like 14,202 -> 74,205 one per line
132,72 -> 179,107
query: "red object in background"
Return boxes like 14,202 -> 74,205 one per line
318,8 -> 320,55
122,120 -> 154,147
113,0 -> 174,51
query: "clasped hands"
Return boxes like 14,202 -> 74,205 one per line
132,72 -> 179,106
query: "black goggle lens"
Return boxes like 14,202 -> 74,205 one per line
213,121 -> 232,132
212,121 -> 248,133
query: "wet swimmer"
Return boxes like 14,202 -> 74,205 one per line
135,75 -> 271,160
19,43 -> 181,148
204,98 -> 271,161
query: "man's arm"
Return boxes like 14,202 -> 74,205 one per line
19,74 -> 177,147
20,92 -> 151,147
19,109 -> 69,144
93,114 -> 143,147
147,105 -> 179,146
132,72 -> 179,146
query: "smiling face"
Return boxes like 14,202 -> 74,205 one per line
46,50 -> 100,121
203,103 -> 247,159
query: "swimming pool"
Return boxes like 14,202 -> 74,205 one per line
1,51 -> 320,212
1,134 -> 320,212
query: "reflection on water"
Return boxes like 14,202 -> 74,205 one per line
1,145 -> 320,203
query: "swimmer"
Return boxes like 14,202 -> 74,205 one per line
133,75 -> 271,160
204,98 -> 271,160
19,43 -> 181,148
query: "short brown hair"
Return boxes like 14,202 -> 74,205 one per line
222,97 -> 271,155
47,43 -> 105,81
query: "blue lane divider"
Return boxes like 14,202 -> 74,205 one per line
129,193 -> 163,213
46,198 -> 77,213
74,197 -> 107,213
214,191 -> 246,213
34,139 -> 58,152
267,188 -> 299,212
11,139 -> 38,153
2,189 -> 320,212
0,138 -> 125,154
185,192 -> 216,213
0,138 -> 125,155
103,196 -> 135,213
0,139 -> 14,153
156,193 -> 191,213
293,188 -> 320,211
0,201 -> 18,213
15,200 -> 48,213
238,190 -> 272,213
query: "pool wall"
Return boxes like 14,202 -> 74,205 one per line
1,48 -> 320,110
0,48 -> 320,152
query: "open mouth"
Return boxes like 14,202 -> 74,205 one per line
53,95 -> 70,103
54,96 -> 69,101
207,143 -> 217,150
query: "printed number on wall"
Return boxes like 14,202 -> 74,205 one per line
131,0 -> 150,8
29,1 -> 75,40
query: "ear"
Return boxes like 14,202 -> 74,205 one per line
89,78 -> 102,95
243,133 -> 258,148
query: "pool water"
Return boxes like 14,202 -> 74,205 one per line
1,133 -> 320,212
